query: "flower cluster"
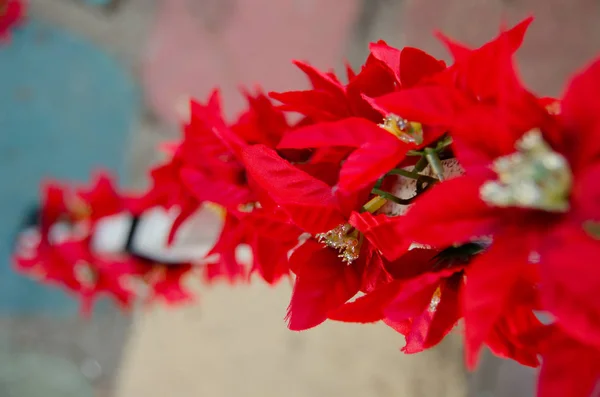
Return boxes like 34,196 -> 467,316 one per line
14,18 -> 600,396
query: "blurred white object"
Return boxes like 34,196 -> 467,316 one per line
91,205 -> 224,264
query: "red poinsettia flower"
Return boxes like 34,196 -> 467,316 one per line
327,233 -> 547,366
14,181 -> 141,314
58,239 -> 141,315
273,44 -> 448,193
177,89 -> 305,284
75,171 -> 130,223
132,90 -> 252,244
369,27 -> 600,372
0,0 -> 25,41
270,41 -> 445,124
241,143 -> 398,330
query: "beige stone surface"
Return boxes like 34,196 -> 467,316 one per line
116,282 -> 466,397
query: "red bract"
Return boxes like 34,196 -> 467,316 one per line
275,44 -> 447,193
0,0 -> 24,41
59,239 -> 140,315
76,171 -> 132,225
132,91 -> 252,244
373,18 -> 534,133
537,328 -> 600,397
370,23 -> 600,375
241,144 -> 391,330
177,90 -> 307,284
14,181 -> 142,314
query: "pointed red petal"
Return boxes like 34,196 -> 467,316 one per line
242,145 -> 345,234
485,304 -> 546,367
384,267 -> 459,324
204,214 -> 246,283
166,201 -> 198,245
435,31 -> 472,61
399,47 -> 446,87
345,61 -> 356,81
538,332 -> 600,397
251,235 -> 290,285
286,241 -> 361,330
349,212 -> 408,261
450,17 -> 533,102
327,280 -> 402,323
241,209 -> 301,243
372,85 -> 470,127
541,224 -> 600,350
337,137 -> 408,193
462,231 -> 528,369
400,173 -> 497,250
270,90 -> 350,121
369,41 -> 401,82
346,54 -> 397,121
278,117 -> 385,149
402,274 -> 461,354
293,60 -> 346,95
179,167 -> 252,209
561,56 -> 600,167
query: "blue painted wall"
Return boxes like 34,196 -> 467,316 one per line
0,18 -> 139,314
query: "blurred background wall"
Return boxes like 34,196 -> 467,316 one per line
0,0 -> 598,396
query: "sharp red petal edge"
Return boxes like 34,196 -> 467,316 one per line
327,280 -> 402,323
286,241 -> 361,330
398,47 -> 446,88
277,117 -> 385,149
349,212 -> 409,261
241,145 -> 345,234
402,274 -> 462,354
537,330 -> 600,397
462,230 -> 529,369
337,137 -> 409,193
399,172 -> 497,251
372,85 -> 470,127
369,40 -> 401,83
561,56 -> 600,168
251,235 -> 291,285
292,60 -> 346,96
384,267 -> 461,324
540,224 -> 600,350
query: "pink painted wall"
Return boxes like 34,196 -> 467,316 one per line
142,0 -> 360,124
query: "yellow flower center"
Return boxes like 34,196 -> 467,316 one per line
379,114 -> 424,145
315,224 -> 361,264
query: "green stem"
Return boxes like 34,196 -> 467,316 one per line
425,148 -> 445,181
407,150 -> 424,157
435,135 -> 453,151
371,188 -> 413,205
414,156 -> 429,173
387,168 -> 438,183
